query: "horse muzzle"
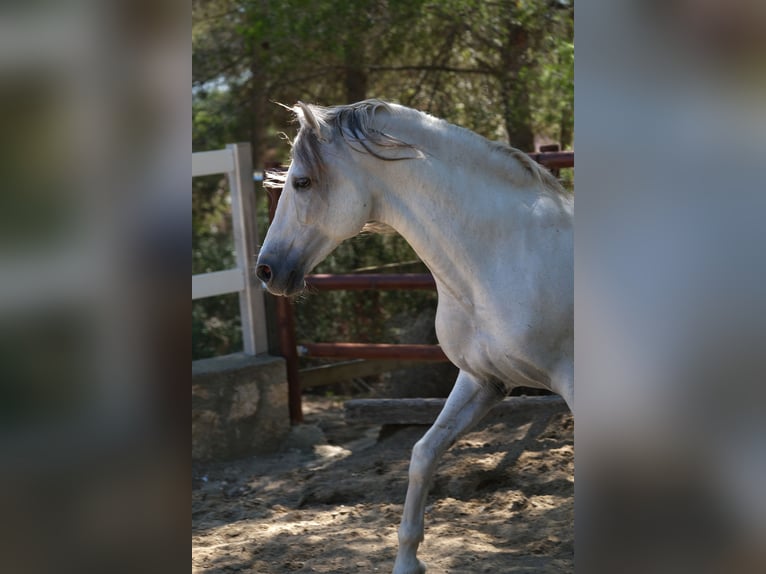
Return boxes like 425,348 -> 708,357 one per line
255,256 -> 306,296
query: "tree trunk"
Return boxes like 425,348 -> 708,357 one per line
560,104 -> 573,150
250,42 -> 267,171
500,26 -> 535,152
344,46 -> 367,103
559,8 -> 574,150
503,83 -> 535,152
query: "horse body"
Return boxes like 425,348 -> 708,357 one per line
256,100 -> 573,574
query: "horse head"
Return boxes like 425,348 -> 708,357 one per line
255,102 -> 377,296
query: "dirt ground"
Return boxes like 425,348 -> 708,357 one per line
192,396 -> 574,574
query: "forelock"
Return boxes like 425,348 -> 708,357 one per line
292,125 -> 325,178
290,100 -> 418,177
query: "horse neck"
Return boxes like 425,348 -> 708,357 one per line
369,135 -> 548,303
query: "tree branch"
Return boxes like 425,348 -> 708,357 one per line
369,65 -> 493,75
193,53 -> 249,87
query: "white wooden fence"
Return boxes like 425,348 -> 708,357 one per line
192,143 -> 268,355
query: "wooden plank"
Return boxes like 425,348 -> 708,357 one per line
344,395 -> 566,425
299,359 -> 425,389
192,149 -> 235,177
192,268 -> 244,300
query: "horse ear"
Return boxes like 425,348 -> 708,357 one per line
295,101 -> 326,140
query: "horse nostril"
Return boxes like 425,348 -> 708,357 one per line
256,264 -> 272,283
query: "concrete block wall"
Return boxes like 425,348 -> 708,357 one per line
192,353 -> 289,460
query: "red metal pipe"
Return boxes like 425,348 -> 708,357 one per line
298,342 -> 450,362
527,151 -> 574,169
306,273 -> 436,291
267,187 -> 303,424
276,297 -> 303,424
269,151 -> 573,179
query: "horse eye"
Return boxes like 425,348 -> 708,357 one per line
294,177 -> 312,190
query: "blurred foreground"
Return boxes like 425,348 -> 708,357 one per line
576,1 -> 766,573
0,1 -> 188,572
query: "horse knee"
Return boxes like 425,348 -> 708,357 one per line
408,439 -> 436,484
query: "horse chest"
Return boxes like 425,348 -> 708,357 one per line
435,296 -> 552,391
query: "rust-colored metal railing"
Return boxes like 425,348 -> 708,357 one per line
298,342 -> 449,361
306,274 -> 436,290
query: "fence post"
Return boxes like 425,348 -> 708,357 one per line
228,143 -> 269,355
266,186 -> 304,423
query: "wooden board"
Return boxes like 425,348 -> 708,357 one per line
344,395 -> 566,426
299,359 -> 426,389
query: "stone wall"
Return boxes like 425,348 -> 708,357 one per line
192,353 -> 289,460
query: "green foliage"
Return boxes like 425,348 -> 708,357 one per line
293,233 -> 436,347
192,0 -> 574,360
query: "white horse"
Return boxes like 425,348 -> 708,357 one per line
256,99 -> 573,574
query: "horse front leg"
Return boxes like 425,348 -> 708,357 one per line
392,370 -> 504,574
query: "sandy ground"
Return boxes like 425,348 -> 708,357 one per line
192,396 -> 573,573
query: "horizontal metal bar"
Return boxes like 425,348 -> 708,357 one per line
527,151 -> 574,169
266,151 -> 574,179
305,273 -> 436,291
299,358 -> 427,388
297,342 -> 449,361
192,268 -> 244,299
192,149 -> 235,177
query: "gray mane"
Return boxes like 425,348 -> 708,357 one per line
292,99 -> 418,178
488,141 -> 567,195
